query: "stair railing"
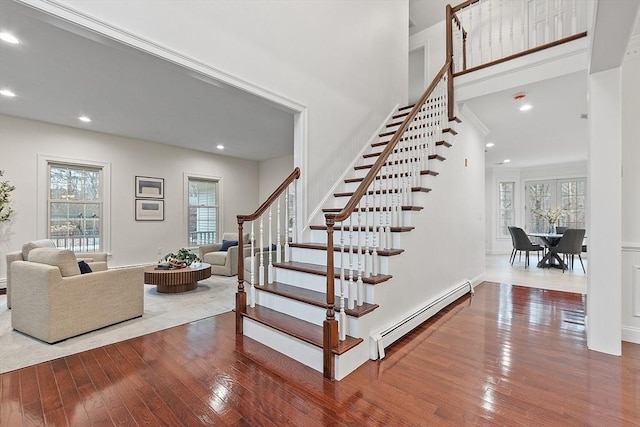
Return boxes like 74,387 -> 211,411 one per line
235,167 -> 300,334
322,59 -> 453,379
449,0 -> 588,76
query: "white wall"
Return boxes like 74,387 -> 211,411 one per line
0,115 -> 260,280
258,155 -> 294,203
485,162 -> 588,254
49,0 -> 409,226
621,43 -> 640,344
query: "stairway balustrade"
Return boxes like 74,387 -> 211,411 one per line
235,167 -> 300,332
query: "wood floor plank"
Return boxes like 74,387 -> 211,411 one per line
1,282 -> 639,426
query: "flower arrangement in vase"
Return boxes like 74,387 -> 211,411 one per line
0,171 -> 16,222
534,208 -> 566,233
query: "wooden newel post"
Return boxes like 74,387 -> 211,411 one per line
236,218 -> 246,334
323,216 -> 338,380
446,4 -> 455,121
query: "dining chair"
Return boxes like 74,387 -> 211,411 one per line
549,228 -> 586,273
508,226 -> 545,268
507,226 -> 517,265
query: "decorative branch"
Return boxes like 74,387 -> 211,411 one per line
0,170 -> 16,222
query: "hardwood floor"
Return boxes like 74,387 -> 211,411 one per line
1,282 -> 638,426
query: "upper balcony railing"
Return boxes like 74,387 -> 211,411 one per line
449,0 -> 588,76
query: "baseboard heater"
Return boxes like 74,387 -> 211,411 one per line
370,280 -> 473,359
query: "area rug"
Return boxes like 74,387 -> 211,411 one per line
0,275 -> 237,374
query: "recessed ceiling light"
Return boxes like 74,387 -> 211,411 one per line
216,144 -> 224,150
485,142 -> 495,147
78,116 -> 91,123
0,32 -> 20,44
519,104 -> 532,111
503,159 -> 511,163
0,89 -> 16,97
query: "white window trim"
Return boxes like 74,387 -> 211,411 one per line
38,154 -> 111,252
183,172 -> 223,247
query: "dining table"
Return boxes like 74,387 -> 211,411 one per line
527,232 -> 566,269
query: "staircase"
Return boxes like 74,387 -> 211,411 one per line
233,60 -> 473,380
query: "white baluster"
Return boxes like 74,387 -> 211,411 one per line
339,221 -> 346,340
284,187 -> 290,262
364,192 -> 371,278
276,194 -> 281,263
372,177 -> 379,277
356,202 -> 364,307
259,215 -> 265,287
250,221 -> 256,308
348,216 -> 355,309
268,207 -> 273,284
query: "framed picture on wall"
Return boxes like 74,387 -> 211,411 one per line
135,199 -> 164,221
135,176 -> 164,199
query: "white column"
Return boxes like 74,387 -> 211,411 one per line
587,68 -> 622,356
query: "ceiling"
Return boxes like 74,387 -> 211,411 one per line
1,1 -> 636,169
0,1 -> 295,162
462,71 -> 589,169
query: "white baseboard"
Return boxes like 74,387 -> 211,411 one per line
622,326 -> 640,344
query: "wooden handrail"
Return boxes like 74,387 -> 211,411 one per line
451,0 -> 479,14
323,60 -> 451,226
452,32 -> 588,77
238,167 -> 300,223
235,166 -> 300,334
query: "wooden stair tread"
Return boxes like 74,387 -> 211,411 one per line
255,281 -> 379,317
354,155 -> 445,170
334,187 -> 431,197
242,305 -> 362,354
345,170 -> 438,183
274,261 -> 392,284
290,242 -> 404,256
310,225 -> 415,232
398,104 -> 415,111
371,137 -> 451,148
322,205 -> 423,213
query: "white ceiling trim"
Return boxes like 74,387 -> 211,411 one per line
20,0 -> 306,114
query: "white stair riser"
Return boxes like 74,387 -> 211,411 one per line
319,210 -> 416,228
254,291 -> 365,334
341,175 -> 435,193
310,227 -> 403,250
273,268 -> 380,302
325,192 -> 430,211
243,318 -> 369,381
243,319 -> 323,372
290,246 -> 391,273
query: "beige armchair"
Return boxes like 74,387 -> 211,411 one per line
199,232 -> 252,276
5,239 -> 108,308
10,248 -> 144,343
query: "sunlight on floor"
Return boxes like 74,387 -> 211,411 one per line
485,253 -> 587,294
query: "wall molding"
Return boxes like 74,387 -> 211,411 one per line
621,326 -> 640,344
622,242 -> 640,252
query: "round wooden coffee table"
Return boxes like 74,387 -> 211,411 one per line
144,263 -> 212,293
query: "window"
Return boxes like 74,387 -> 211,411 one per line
525,178 -> 586,232
188,177 -> 218,245
497,182 -> 515,238
48,163 -> 102,252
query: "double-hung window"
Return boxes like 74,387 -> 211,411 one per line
48,163 -> 103,252
188,177 -> 218,245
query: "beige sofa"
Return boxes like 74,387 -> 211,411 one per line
199,232 -> 252,276
6,239 -> 108,309
11,247 -> 144,343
